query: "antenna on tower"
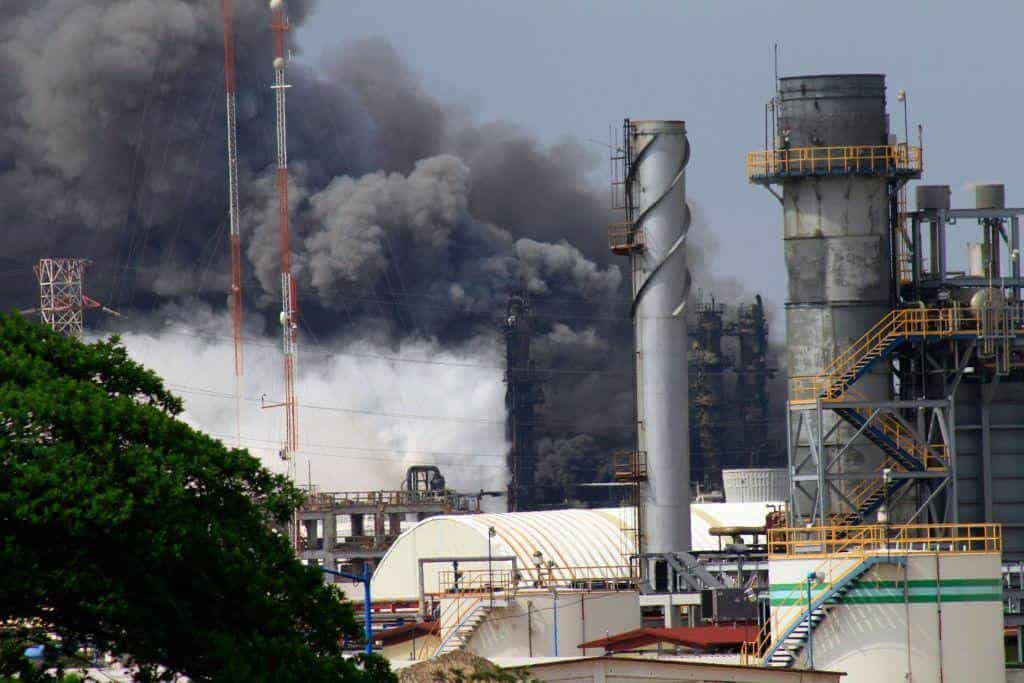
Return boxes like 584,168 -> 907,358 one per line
268,0 -> 299,550
222,0 -> 244,447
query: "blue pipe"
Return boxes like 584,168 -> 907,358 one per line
321,565 -> 374,655
552,587 -> 559,657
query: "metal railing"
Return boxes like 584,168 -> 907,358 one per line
612,450 -> 647,481
418,594 -> 483,660
791,305 -> 1024,404
743,522 -> 1002,665
747,143 -> 922,180
767,523 -> 1001,558
435,569 -> 514,597
608,221 -> 642,254
304,489 -> 480,511
741,550 -> 877,665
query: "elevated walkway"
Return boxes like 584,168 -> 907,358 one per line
747,143 -> 922,183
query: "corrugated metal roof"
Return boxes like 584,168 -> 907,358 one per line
578,625 -> 758,651
370,503 -> 777,600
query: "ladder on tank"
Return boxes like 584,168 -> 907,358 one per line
757,555 -> 907,668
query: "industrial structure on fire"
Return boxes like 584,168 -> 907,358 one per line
343,75 -> 1018,683
504,292 -> 545,512
24,24 -> 1022,676
688,292 -> 777,491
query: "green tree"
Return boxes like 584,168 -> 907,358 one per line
0,315 -> 395,682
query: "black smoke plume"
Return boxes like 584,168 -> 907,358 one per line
1,0 -> 778,499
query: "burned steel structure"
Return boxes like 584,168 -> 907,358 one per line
734,295 -> 773,467
688,294 -> 776,491
689,296 -> 728,489
504,292 -> 544,512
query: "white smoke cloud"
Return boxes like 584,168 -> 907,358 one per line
108,315 -> 508,497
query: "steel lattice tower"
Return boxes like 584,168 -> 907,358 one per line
34,258 -> 92,338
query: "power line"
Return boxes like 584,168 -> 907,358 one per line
208,431 -> 507,469
154,328 -> 629,377
169,382 -> 618,430
170,383 -> 501,425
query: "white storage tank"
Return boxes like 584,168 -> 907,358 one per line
723,468 -> 788,503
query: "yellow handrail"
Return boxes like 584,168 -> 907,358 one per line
741,548 -> 876,665
768,522 -> 1001,557
745,522 -> 1003,664
748,143 -> 922,180
792,305 -> 1024,404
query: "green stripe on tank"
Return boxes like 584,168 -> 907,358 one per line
771,587 -> 1004,605
770,578 -> 1000,591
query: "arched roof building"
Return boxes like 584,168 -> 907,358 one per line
371,503 -> 775,601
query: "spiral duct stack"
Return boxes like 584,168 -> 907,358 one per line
626,120 -> 692,554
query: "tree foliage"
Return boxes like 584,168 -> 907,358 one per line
0,315 -> 394,681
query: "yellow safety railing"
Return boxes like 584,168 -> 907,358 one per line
435,569 -> 514,597
767,522 -> 1001,558
741,548 -> 879,665
828,433 -> 948,527
608,221 -> 642,254
791,305 -> 1024,404
747,143 -> 922,180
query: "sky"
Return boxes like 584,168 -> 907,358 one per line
297,0 -> 1024,307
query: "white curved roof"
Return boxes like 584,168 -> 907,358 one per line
370,503 -> 776,600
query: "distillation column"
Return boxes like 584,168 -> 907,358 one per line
778,75 -> 895,518
627,121 -> 692,554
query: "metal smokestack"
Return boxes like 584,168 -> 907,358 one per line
624,120 -> 692,554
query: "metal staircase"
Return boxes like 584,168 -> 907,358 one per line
433,599 -> 489,657
789,308 -> 974,525
762,555 -> 906,668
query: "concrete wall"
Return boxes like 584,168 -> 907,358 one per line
769,552 -> 1005,683
382,634 -> 440,662
467,591 -> 641,659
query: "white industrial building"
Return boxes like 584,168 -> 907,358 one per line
371,504 -> 777,601
363,504 -> 776,662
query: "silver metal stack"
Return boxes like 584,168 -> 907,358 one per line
626,120 -> 693,555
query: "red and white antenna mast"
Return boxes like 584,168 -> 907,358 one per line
270,0 -> 299,475
222,0 -> 244,447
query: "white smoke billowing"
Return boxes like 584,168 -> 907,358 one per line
114,314 -> 508,496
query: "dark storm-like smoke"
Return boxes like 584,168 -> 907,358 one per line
1,0 -> 779,495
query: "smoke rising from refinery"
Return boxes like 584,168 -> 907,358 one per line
4,0 -> 779,495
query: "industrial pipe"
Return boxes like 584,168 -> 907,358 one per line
321,564 -> 373,656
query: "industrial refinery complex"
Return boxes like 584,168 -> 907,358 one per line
275,73 -> 1023,682
12,2 -> 1024,682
